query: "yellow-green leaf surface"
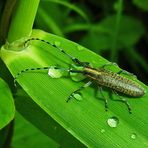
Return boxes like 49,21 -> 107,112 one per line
0,78 -> 15,129
1,29 -> 148,147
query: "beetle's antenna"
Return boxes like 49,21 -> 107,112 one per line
14,67 -> 50,87
24,38 -> 89,67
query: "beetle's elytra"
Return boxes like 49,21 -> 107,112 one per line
83,67 -> 145,97
14,38 -> 146,113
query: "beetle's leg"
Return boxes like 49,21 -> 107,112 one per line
100,62 -> 118,69
98,86 -> 108,111
117,70 -> 137,78
112,90 -> 132,114
100,62 -> 137,78
66,81 -> 92,102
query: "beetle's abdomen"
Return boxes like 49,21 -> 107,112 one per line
84,68 -> 145,97
99,72 -> 144,97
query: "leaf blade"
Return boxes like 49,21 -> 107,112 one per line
0,78 -> 15,129
1,29 -> 148,147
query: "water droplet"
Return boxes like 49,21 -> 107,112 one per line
107,116 -> 119,128
100,129 -> 105,133
70,65 -> 85,81
54,41 -> 61,47
48,66 -> 63,78
73,93 -> 83,101
131,133 -> 137,139
77,45 -> 84,51
70,72 -> 85,82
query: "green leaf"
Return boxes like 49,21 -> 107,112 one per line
14,89 -> 84,147
0,78 -> 15,129
42,0 -> 89,22
133,0 -> 148,11
1,29 -> 148,147
12,111 -> 59,148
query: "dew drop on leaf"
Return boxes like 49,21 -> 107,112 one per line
54,41 -> 61,47
48,67 -> 63,78
77,45 -> 84,51
73,93 -> 83,101
100,129 -> 105,133
131,133 -> 137,139
107,116 -> 119,128
70,65 -> 85,81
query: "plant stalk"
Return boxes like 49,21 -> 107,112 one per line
7,0 -> 40,43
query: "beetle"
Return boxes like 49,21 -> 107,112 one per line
14,38 -> 146,113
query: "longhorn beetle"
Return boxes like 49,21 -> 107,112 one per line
14,38 -> 145,114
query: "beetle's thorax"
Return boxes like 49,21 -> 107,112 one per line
84,67 -> 102,78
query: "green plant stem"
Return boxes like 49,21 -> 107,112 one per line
0,0 -> 17,44
7,0 -> 40,43
110,0 -> 123,62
